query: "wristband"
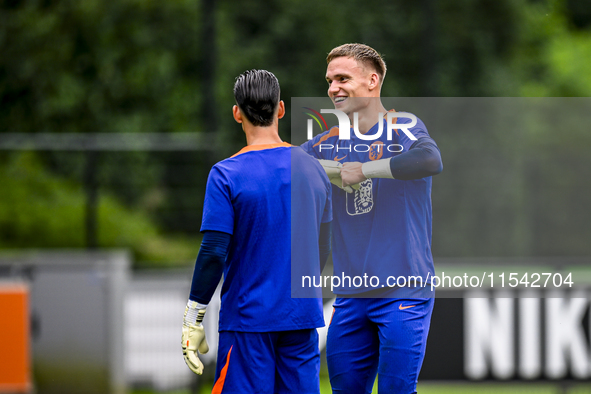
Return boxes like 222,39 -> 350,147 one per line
361,159 -> 394,179
184,300 -> 208,326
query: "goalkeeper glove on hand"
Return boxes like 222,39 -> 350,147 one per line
182,303 -> 209,375
318,159 -> 360,193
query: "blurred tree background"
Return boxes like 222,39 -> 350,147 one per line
1,0 -> 590,267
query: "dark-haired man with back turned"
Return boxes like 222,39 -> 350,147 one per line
181,69 -> 332,394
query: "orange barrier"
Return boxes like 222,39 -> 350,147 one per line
0,283 -> 31,393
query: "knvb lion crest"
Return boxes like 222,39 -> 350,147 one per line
346,179 -> 373,216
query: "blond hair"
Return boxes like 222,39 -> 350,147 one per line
327,43 -> 387,84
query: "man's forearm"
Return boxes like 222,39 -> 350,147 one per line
354,137 -> 443,182
188,231 -> 230,305
387,137 -> 443,180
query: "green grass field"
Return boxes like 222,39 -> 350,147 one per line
133,380 -> 591,394
329,380 -> 591,394
416,382 -> 591,394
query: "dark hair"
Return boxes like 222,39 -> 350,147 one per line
327,43 -> 387,85
233,69 -> 280,127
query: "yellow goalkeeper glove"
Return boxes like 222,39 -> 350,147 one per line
182,303 -> 209,375
318,159 -> 360,193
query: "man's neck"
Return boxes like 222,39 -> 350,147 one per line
244,125 -> 283,146
349,100 -> 388,135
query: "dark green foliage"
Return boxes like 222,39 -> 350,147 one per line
1,0 -> 591,262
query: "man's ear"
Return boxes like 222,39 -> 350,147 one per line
277,100 -> 285,119
368,72 -> 380,92
233,105 -> 243,123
